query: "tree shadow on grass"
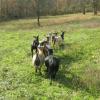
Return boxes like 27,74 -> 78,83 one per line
57,70 -> 88,90
55,53 -> 99,97
55,51 -> 88,91
56,70 -> 98,97
58,50 -> 84,70
53,42 -> 99,97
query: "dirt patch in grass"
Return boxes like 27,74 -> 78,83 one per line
82,22 -> 100,28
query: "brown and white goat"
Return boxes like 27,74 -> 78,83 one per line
32,46 -> 45,74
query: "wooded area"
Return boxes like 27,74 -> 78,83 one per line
0,0 -> 100,21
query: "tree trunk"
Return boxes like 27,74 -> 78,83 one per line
94,7 -> 97,15
81,0 -> 86,15
37,9 -> 40,26
0,0 -> 3,18
36,0 -> 40,26
82,5 -> 86,15
93,0 -> 98,15
6,0 -> 8,18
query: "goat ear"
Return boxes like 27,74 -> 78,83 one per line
33,36 -> 36,38
37,35 -> 39,38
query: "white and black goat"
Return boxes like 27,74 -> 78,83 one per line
31,36 -> 39,57
52,31 -> 65,47
45,49 -> 60,84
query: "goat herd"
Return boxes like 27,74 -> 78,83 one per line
31,31 -> 65,84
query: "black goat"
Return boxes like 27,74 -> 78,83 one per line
31,36 -> 39,57
61,31 -> 65,41
45,50 -> 60,84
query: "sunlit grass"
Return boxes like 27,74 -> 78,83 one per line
0,13 -> 100,100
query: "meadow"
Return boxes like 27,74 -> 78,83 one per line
0,13 -> 100,100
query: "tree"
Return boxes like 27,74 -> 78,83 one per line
80,0 -> 86,15
82,2 -> 86,15
35,0 -> 40,26
93,0 -> 98,15
0,0 -> 3,18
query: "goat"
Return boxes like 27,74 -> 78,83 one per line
32,46 -> 45,74
45,49 -> 60,84
31,36 -> 39,57
61,31 -> 65,41
52,31 -> 65,48
52,32 -> 58,45
46,33 -> 52,45
52,33 -> 62,48
40,40 -> 52,57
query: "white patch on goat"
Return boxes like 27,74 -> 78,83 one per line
32,48 -> 45,69
46,44 -> 51,49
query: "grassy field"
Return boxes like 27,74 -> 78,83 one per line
0,13 -> 100,100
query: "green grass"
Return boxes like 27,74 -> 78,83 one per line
0,13 -> 100,100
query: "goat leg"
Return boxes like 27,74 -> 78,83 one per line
35,68 -> 37,73
50,76 -> 52,85
39,67 -> 42,75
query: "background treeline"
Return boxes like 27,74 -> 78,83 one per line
0,0 -> 100,20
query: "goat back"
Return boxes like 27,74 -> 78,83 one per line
45,56 -> 60,68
